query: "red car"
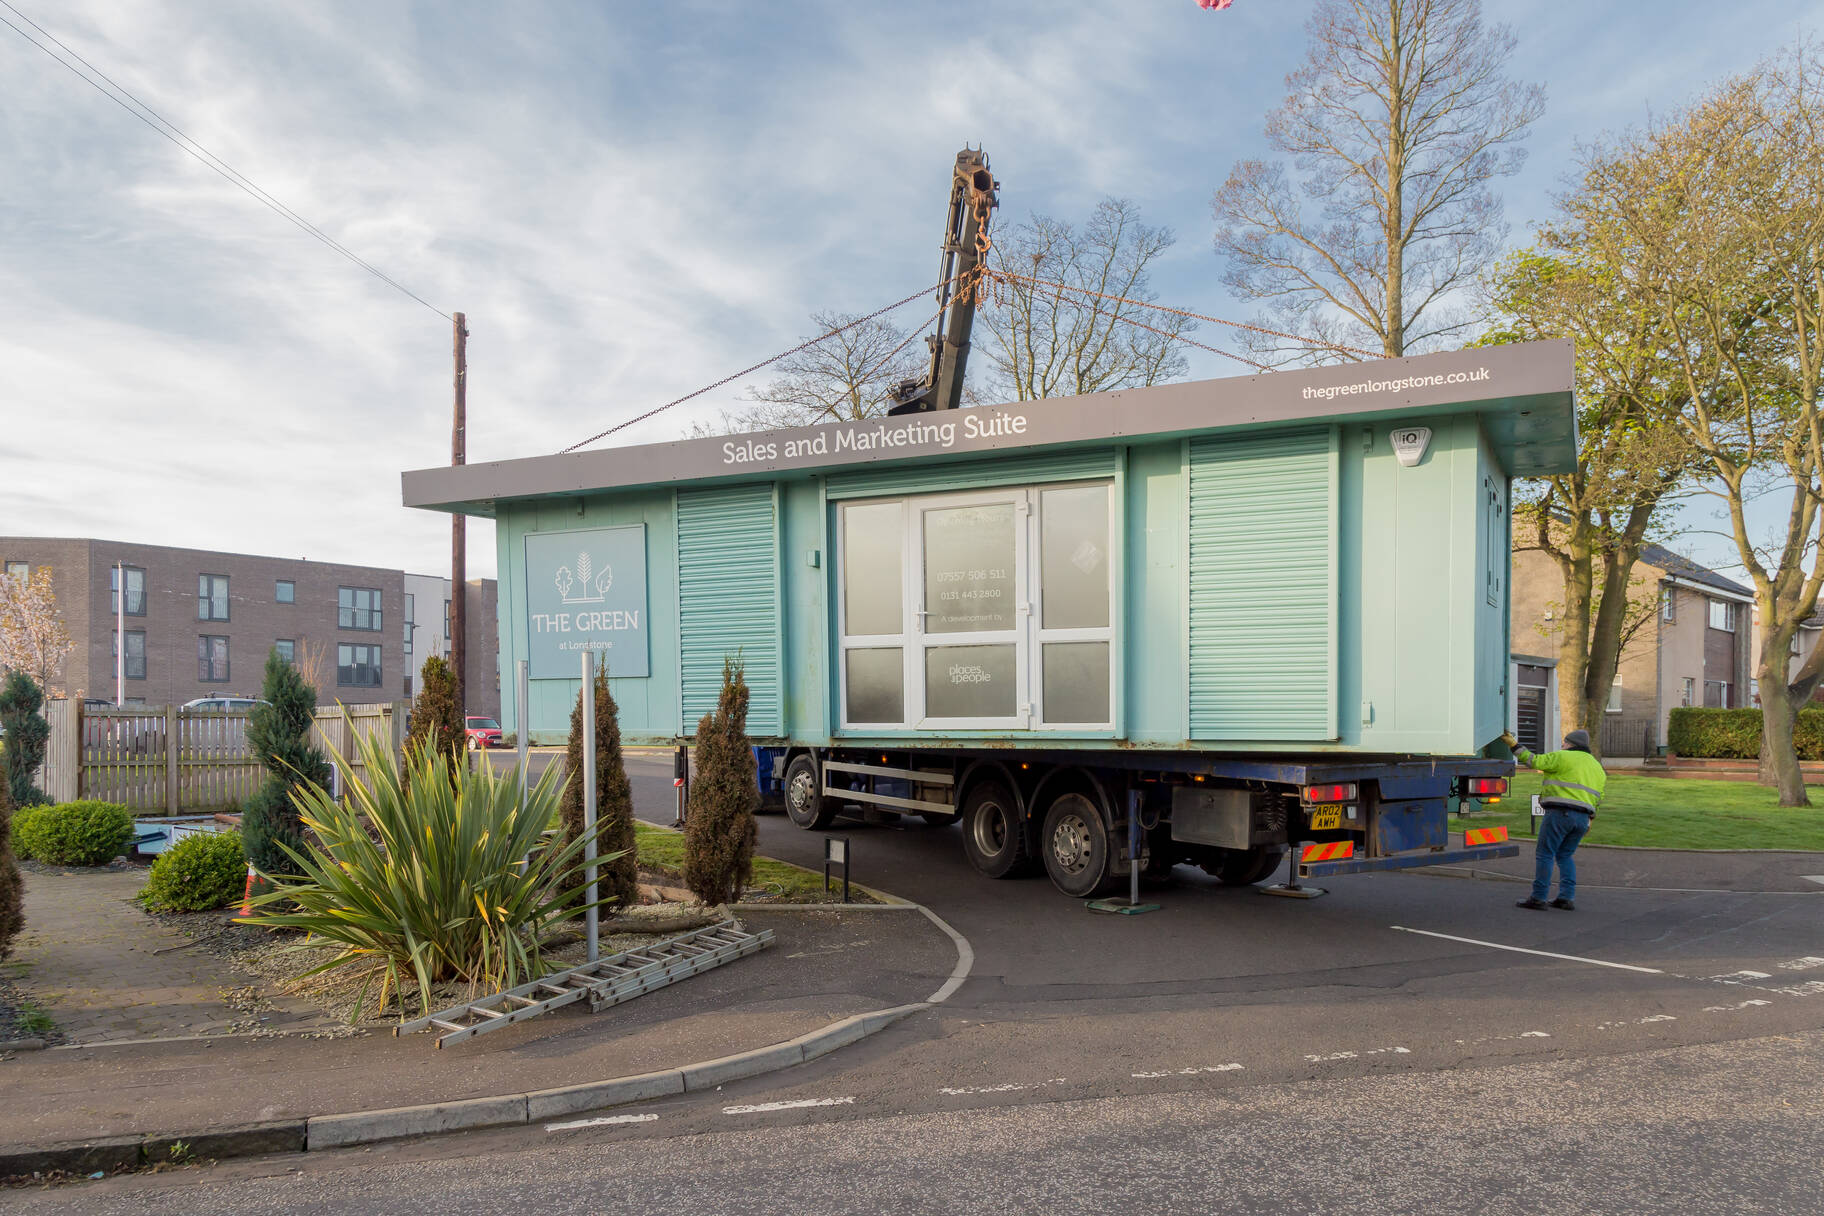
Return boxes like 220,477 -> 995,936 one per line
465,716 -> 503,750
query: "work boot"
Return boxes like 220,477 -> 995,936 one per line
1515,897 -> 1548,910
1550,898 -> 1575,911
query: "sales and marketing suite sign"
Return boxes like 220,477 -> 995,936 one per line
524,525 -> 650,678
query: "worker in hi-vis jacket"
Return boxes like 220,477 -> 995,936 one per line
1499,728 -> 1606,912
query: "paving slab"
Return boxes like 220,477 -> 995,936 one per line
0,906 -> 953,1148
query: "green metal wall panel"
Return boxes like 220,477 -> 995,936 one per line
1188,428 -> 1338,741
677,483 -> 783,736
825,448 -> 1116,500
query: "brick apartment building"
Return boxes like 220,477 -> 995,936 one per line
1511,542 -> 1753,756
2,537 -> 499,718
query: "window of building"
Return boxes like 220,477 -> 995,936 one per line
1704,679 -> 1732,708
1605,677 -> 1623,714
111,630 -> 146,680
444,598 -> 452,639
276,579 -> 295,604
1681,677 -> 1695,707
198,635 -> 230,683
275,639 -> 295,665
1661,586 -> 1676,621
1708,599 -> 1737,631
198,574 -> 230,621
4,561 -> 26,582
836,481 -> 1116,730
338,643 -> 382,687
404,593 -> 415,655
110,565 -> 146,616
338,587 -> 382,631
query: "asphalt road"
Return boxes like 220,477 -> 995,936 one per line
28,750 -> 1822,1212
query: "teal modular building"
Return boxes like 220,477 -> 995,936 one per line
405,341 -> 1574,756
405,341 -> 1575,896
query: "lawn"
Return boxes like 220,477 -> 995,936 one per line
633,821 -> 882,903
1465,768 -> 1824,851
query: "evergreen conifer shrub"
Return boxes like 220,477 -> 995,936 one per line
0,759 -> 22,960
683,659 -> 758,907
242,648 -> 331,877
0,672 -> 50,807
560,658 -> 640,911
405,655 -> 465,769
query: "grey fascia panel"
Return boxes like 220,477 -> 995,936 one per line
402,340 -> 1575,516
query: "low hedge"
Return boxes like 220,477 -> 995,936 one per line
140,830 -> 246,912
1667,707 -> 1824,760
13,800 -> 135,866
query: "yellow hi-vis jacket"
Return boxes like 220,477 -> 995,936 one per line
1513,745 -> 1606,815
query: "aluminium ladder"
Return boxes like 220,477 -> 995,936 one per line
395,920 -> 774,1048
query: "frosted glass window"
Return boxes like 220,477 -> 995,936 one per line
1040,486 -> 1110,629
846,649 -> 904,724
925,645 -> 1016,719
923,503 -> 1015,634
843,502 -> 903,636
1042,642 -> 1110,724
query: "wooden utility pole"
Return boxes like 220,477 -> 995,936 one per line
451,312 -> 468,717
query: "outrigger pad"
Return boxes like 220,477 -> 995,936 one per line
1085,899 -> 1161,915
1259,883 -> 1327,900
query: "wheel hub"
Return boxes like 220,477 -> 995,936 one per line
972,803 -> 1009,855
788,772 -> 814,813
1051,813 -> 1092,875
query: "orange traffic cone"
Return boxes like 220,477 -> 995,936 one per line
239,863 -> 257,916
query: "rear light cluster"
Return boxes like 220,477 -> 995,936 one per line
1467,777 -> 1509,798
1300,782 -> 1358,804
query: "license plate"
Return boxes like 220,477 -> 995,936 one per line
1308,805 -> 1344,830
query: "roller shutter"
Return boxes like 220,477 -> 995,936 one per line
677,483 -> 782,736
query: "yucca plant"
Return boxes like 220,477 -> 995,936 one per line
240,726 -> 619,1021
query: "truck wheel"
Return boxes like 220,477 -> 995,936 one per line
784,754 -> 836,830
961,781 -> 1029,878
1041,793 -> 1118,898
1201,846 -> 1286,886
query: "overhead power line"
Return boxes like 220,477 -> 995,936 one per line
0,0 -> 449,321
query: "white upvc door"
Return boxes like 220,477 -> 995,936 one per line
912,490 -> 1030,730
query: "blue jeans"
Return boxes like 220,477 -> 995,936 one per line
1532,807 -> 1592,902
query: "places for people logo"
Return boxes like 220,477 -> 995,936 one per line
555,550 -> 613,605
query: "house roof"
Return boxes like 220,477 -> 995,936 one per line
402,340 -> 1576,519
1642,542 -> 1753,598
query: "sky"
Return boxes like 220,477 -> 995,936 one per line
2,0 -> 1818,581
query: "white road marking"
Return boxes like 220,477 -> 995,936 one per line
1775,979 -> 1824,997
1709,970 -> 1772,983
1130,1064 -> 1245,1079
722,1097 -> 855,1115
1305,1047 -> 1410,1063
1703,999 -> 1772,1012
545,1113 -> 658,1132
938,1078 -> 1067,1096
1390,926 -> 1664,974
1777,956 -> 1824,971
1804,876 -> 1824,886
1596,1015 -> 1677,1030
1453,1031 -> 1552,1045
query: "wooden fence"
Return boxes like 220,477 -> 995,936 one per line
38,701 -> 408,815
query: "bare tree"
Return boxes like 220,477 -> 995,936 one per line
0,568 -> 71,696
979,198 -> 1192,401
689,311 -> 925,435
1214,0 -> 1544,362
1580,49 -> 1824,803
1483,247 -> 1700,751
292,636 -> 335,702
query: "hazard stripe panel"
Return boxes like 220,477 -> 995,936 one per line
1464,826 -> 1509,846
1300,841 -> 1355,863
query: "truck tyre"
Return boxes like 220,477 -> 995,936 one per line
1202,845 -> 1286,887
961,781 -> 1029,878
784,754 -> 836,830
1041,792 -> 1118,898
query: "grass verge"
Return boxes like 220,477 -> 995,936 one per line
1467,769 -> 1824,850
634,821 -> 883,903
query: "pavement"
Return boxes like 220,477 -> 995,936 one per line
7,869 -> 334,1043
6,750 -> 1822,1199
0,906 -> 954,1153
